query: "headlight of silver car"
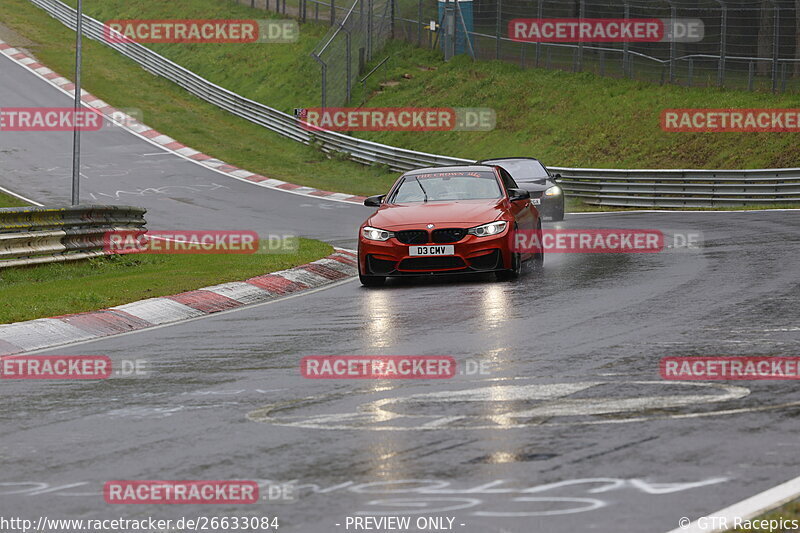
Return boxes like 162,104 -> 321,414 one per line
545,186 -> 562,196
361,226 -> 394,241
467,221 -> 507,237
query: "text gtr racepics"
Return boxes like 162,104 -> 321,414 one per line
358,165 -> 544,286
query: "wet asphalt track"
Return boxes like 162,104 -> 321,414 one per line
2,52 -> 800,533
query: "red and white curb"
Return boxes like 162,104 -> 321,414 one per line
0,248 -> 357,355
0,39 -> 367,205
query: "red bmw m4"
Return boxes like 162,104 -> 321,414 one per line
358,165 -> 543,286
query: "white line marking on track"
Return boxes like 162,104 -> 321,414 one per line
0,185 -> 43,206
665,475 -> 800,532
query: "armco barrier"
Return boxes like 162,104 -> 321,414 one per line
0,205 -> 147,268
552,167 -> 800,207
25,0 -> 800,207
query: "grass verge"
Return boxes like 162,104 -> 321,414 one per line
733,500 -> 800,532
0,239 -> 333,324
0,190 -> 31,208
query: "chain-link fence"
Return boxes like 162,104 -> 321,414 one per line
311,0 -> 394,106
236,0 -> 800,98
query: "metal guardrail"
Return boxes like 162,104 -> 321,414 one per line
0,205 -> 147,268
26,0 -> 800,207
551,167 -> 800,207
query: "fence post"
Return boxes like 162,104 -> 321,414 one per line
781,62 -> 787,92
716,0 -> 727,87
495,0 -> 502,60
748,61 -> 754,90
417,0 -> 422,46
331,0 -> 336,26
772,3 -> 779,92
667,1 -> 676,82
576,0 -> 584,72
312,53 -> 327,108
367,0 -> 373,60
344,26 -> 352,102
390,0 -> 395,39
535,0 -> 542,67
622,2 -> 629,77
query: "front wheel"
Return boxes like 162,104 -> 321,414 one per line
531,220 -> 544,269
359,274 -> 386,287
496,251 -> 521,281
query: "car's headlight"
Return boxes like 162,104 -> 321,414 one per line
467,221 -> 507,237
361,226 -> 394,241
545,186 -> 562,196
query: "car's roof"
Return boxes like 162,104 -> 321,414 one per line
476,157 -> 541,163
403,165 -> 499,175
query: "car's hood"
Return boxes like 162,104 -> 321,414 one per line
367,200 -> 505,229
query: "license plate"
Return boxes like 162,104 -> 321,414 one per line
409,245 -> 455,256
531,198 -> 541,205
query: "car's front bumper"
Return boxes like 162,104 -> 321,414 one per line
358,232 -> 513,276
531,194 -> 563,218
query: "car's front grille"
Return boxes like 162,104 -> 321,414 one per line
432,228 -> 467,243
395,230 -> 428,244
398,256 -> 465,271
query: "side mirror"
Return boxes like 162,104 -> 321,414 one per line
553,173 -> 562,183
364,194 -> 384,207
508,188 -> 530,202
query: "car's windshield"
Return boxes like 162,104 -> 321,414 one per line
390,171 -> 502,203
482,159 -> 548,181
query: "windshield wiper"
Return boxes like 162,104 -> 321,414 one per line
414,177 -> 429,203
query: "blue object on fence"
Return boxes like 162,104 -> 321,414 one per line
438,0 -> 473,56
